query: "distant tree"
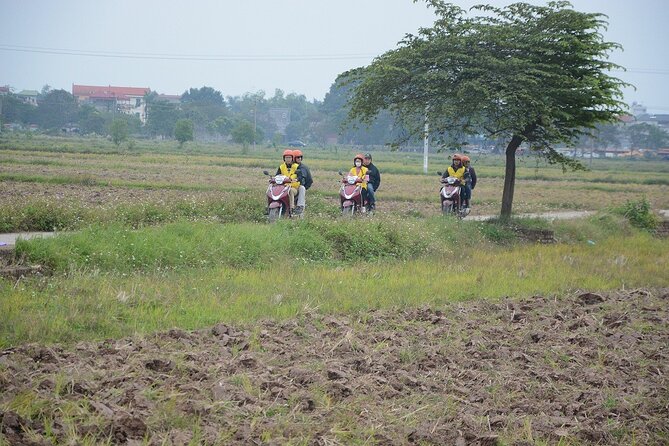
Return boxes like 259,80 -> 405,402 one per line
0,94 -> 36,125
35,89 -> 78,129
208,116 -> 234,136
181,86 -> 225,105
343,0 -> 628,219
174,119 -> 194,148
596,123 -> 623,148
231,119 -> 263,147
78,105 -> 105,134
146,99 -> 181,138
181,86 -> 227,126
109,118 -> 128,146
627,123 -> 669,150
319,77 -> 403,145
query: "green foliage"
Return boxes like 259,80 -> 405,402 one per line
109,118 -> 128,146
35,89 -> 78,130
614,198 -> 658,231
231,119 -> 263,147
4,231 -> 668,347
174,119 -> 194,148
15,219 -> 435,273
477,221 -> 517,244
78,105 -> 105,135
145,96 -> 181,138
627,123 -> 669,150
342,0 -> 629,217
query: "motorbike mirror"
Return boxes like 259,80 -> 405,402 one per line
437,171 -> 443,176
263,170 -> 270,176
337,170 -> 343,176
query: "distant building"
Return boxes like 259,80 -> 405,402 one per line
0,85 -> 9,96
17,90 -> 39,106
638,114 -> 669,130
72,84 -> 151,123
268,107 -> 291,135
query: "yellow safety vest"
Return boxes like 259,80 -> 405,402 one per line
349,166 -> 369,189
447,165 -> 465,181
279,163 -> 300,189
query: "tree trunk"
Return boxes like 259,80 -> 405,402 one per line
500,134 -> 524,221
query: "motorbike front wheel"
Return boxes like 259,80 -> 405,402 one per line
268,207 -> 282,223
341,206 -> 355,217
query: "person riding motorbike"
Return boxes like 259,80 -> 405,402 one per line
349,154 -> 369,193
442,153 -> 466,182
460,155 -> 476,209
362,153 -> 380,211
275,149 -> 300,213
293,149 -> 312,215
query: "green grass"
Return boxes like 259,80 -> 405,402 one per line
2,218 -> 667,347
15,214 -> 630,274
15,218 -> 439,273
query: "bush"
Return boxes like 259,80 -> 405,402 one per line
615,198 -> 658,231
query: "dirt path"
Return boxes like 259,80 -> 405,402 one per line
1,288 -> 667,445
0,232 -> 56,247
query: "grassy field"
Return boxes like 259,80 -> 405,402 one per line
1,134 -> 668,233
1,134 -> 669,445
1,133 -> 668,342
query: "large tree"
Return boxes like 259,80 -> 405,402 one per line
342,0 -> 628,219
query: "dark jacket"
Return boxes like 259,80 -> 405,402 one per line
466,166 -> 477,189
366,162 -> 381,191
296,163 -> 313,190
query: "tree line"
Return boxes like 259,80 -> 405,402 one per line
0,82 -> 405,148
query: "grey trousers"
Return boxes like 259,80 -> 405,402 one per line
297,185 -> 307,207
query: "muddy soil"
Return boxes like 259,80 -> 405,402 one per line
1,289 -> 667,445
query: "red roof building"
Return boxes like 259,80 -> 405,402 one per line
72,84 -> 151,123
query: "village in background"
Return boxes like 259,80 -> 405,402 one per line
1,83 -> 668,160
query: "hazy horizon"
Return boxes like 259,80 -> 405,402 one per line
2,0 -> 668,113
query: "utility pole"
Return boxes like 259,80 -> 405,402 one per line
423,108 -> 429,174
253,96 -> 257,151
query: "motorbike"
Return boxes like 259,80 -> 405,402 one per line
338,170 -> 368,216
437,173 -> 468,218
263,170 -> 294,222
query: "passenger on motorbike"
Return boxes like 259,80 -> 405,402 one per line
363,153 -> 380,211
275,149 -> 300,213
293,149 -> 312,215
461,155 -> 476,209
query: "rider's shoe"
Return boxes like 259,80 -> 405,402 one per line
294,206 -> 304,215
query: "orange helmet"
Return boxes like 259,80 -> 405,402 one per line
452,153 -> 462,161
461,155 -> 470,163
354,153 -> 365,163
293,149 -> 303,158
282,149 -> 294,158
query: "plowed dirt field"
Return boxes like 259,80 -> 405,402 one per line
1,289 -> 667,445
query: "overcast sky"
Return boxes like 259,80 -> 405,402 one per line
1,0 -> 668,113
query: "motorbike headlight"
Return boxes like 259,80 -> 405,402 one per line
347,176 -> 356,185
